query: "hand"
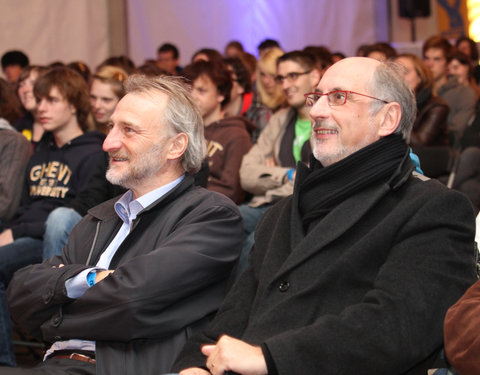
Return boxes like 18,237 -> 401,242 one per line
0,229 -> 14,247
95,270 -> 114,283
202,335 -> 267,375
179,368 -> 210,375
264,156 -> 276,167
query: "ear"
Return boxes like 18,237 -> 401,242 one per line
217,93 -> 225,105
377,102 -> 401,137
166,132 -> 188,161
70,103 -> 77,115
310,69 -> 321,87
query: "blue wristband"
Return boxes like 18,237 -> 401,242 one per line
86,271 -> 96,287
286,168 -> 295,181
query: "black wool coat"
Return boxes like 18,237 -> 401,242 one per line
173,157 -> 477,375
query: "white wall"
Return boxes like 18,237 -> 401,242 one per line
126,0 -> 378,66
0,0 -> 109,74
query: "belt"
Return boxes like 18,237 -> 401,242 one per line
49,350 -> 96,364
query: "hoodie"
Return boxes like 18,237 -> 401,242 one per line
204,116 -> 253,204
3,131 -> 105,240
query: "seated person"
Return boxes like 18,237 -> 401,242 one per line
89,65 -> 128,134
5,75 -> 242,374
183,60 -> 252,204
423,35 -> 477,145
171,58 -> 476,375
0,79 -> 32,221
1,50 -> 29,87
223,57 -> 272,140
395,53 -> 449,147
15,65 -> 48,144
238,50 -> 320,276
0,67 -> 105,367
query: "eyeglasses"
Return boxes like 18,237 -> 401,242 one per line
275,70 -> 312,84
304,90 -> 389,107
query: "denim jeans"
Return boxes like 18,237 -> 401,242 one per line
236,204 -> 270,279
42,207 -> 82,260
0,236 -> 43,366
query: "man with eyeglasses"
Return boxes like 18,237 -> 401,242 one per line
237,50 -> 321,276
171,57 -> 476,375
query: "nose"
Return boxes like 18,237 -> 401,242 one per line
102,125 -> 122,153
37,98 -> 47,113
309,94 -> 330,121
91,98 -> 99,109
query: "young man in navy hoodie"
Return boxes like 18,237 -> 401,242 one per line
0,67 -> 105,367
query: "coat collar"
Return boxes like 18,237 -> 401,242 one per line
275,148 -> 414,279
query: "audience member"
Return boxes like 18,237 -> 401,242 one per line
183,60 -> 252,204
136,62 -> 169,77
395,53 -> 449,147
0,67 -> 105,367
223,57 -> 271,140
303,45 -> 333,77
171,57 -> 477,375
67,61 -> 91,84
365,42 -> 397,62
98,55 -> 135,74
157,43 -> 182,75
0,78 -> 32,221
14,66 -> 48,144
89,65 -> 128,134
6,75 -> 242,374
191,48 -> 223,64
332,51 -> 346,63
256,47 -> 286,112
444,275 -> 480,374
423,35 -> 476,145
448,50 -> 480,99
257,38 -> 281,57
240,52 -> 258,84
456,35 -> 480,84
41,66 -> 128,260
224,40 -> 245,58
238,50 -> 320,275
1,50 -> 29,87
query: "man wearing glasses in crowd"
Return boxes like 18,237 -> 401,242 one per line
172,57 -> 476,375
237,50 -> 321,276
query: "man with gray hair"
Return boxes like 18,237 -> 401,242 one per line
172,57 -> 476,375
5,75 -> 242,374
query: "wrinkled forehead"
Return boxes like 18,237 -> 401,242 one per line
317,57 -> 377,93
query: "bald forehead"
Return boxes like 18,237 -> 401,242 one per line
317,57 -> 379,92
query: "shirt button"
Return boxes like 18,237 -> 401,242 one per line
279,281 -> 290,292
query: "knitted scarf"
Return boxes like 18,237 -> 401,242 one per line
297,134 -> 408,231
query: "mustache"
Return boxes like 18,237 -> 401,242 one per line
312,120 -> 339,131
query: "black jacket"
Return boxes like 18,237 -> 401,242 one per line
7,175 -> 243,374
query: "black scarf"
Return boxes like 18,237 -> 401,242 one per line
296,134 -> 409,231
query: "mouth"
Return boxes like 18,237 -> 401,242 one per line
39,117 -> 50,124
109,154 -> 129,163
313,127 -> 339,138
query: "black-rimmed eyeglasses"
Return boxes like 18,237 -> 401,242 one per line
304,90 -> 389,107
275,70 -> 312,84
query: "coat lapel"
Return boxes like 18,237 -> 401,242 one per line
274,181 -> 391,279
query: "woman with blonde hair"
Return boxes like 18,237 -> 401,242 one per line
395,53 -> 449,147
89,65 -> 128,133
256,47 -> 286,112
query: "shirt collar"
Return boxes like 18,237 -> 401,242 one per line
114,174 -> 185,224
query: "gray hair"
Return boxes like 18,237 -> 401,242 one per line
367,61 -> 416,142
124,75 -> 206,174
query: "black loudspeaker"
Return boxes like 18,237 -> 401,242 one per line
398,0 -> 431,18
